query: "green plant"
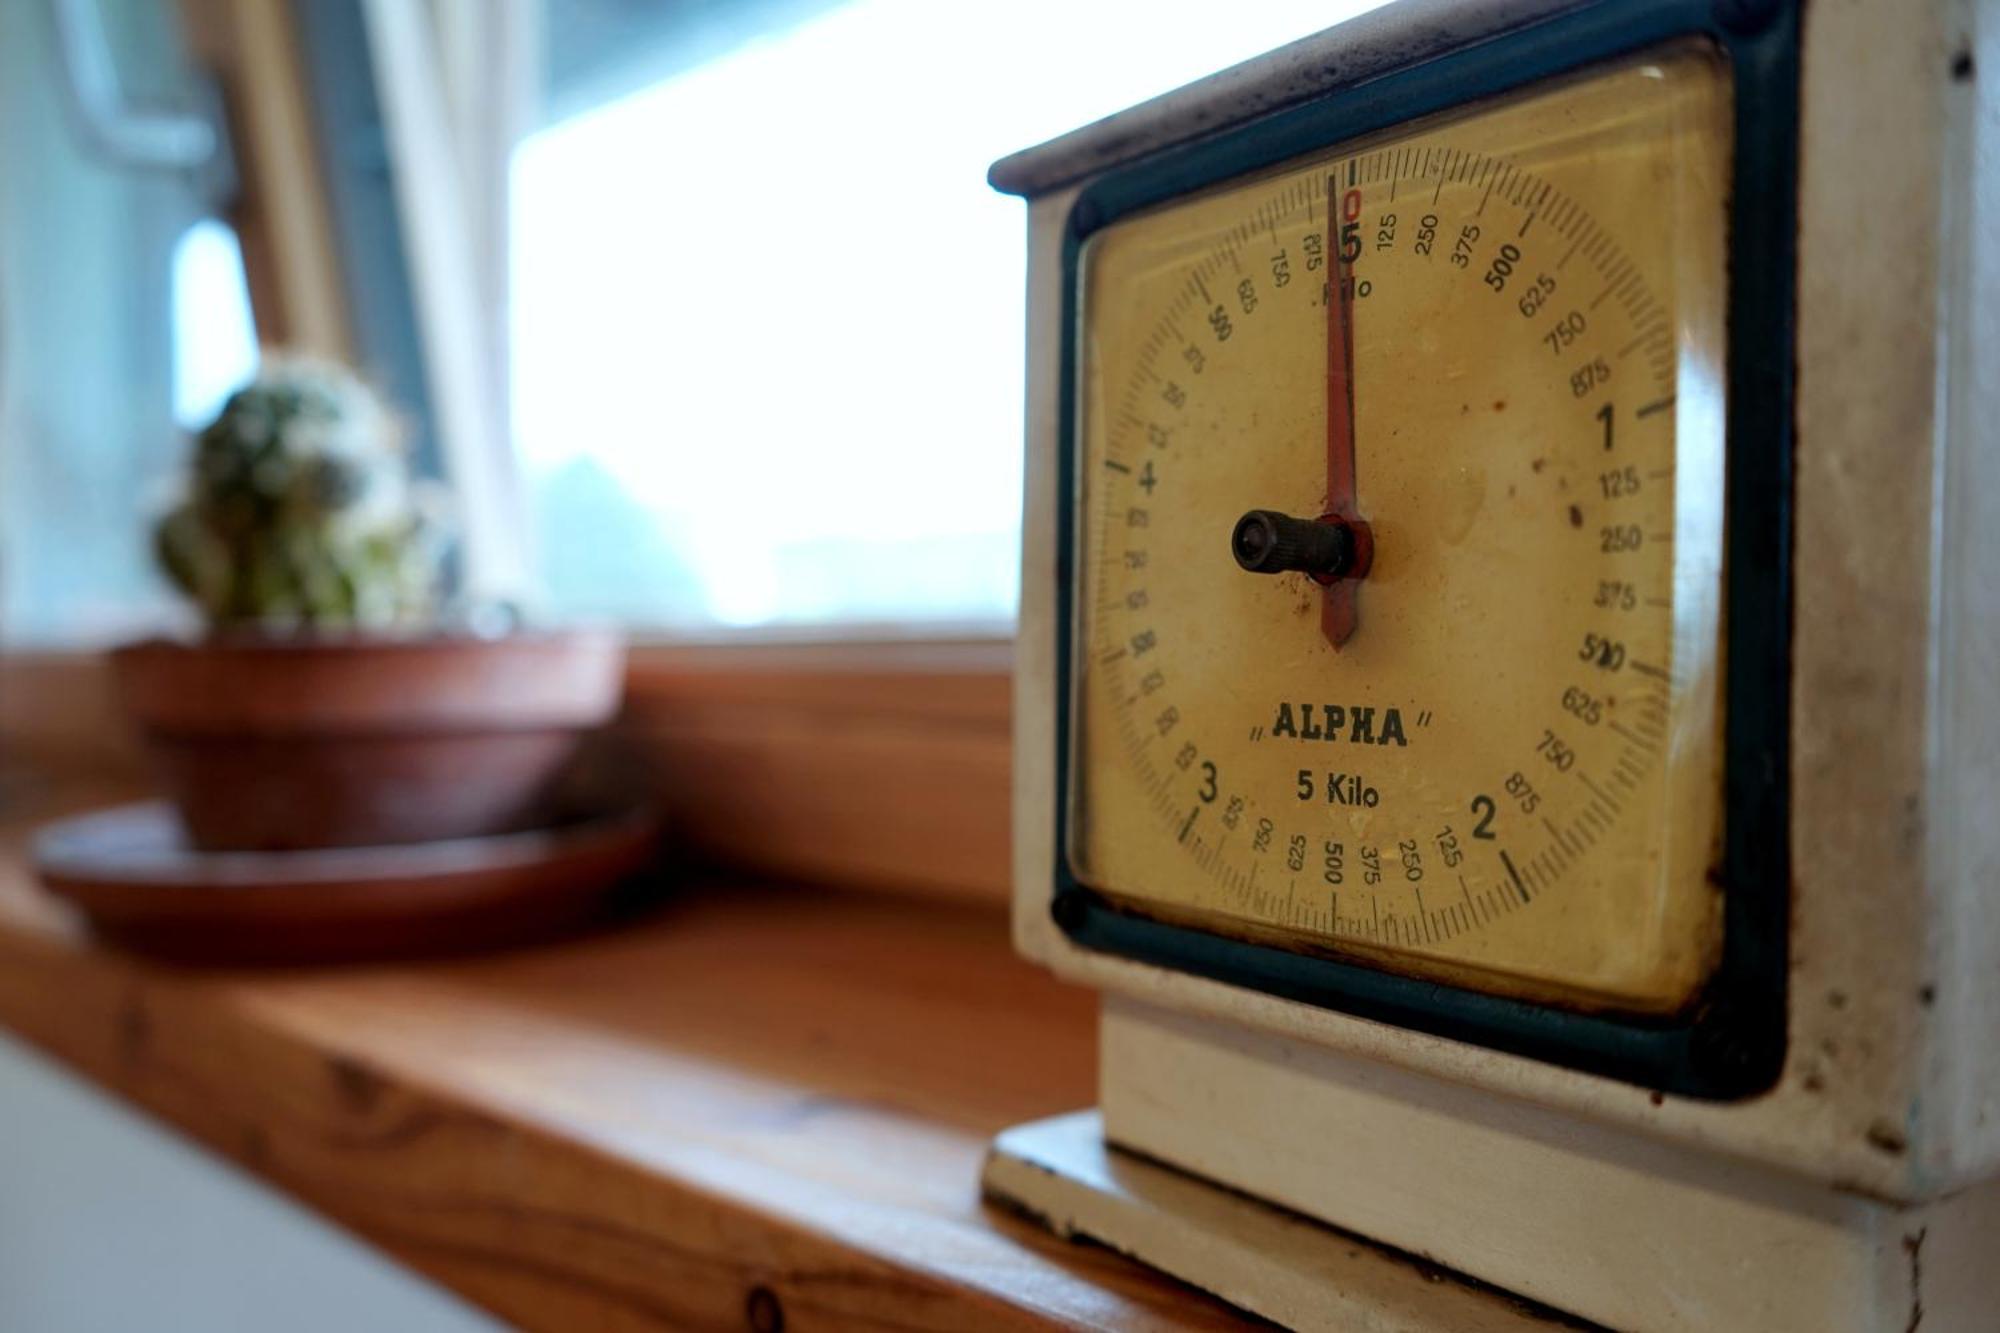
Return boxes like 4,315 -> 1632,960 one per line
155,357 -> 448,630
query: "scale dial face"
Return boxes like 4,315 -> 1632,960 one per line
1067,46 -> 1732,1013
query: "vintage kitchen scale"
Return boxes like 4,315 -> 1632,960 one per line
984,0 -> 2000,1329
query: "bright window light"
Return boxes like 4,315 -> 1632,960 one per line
171,218 -> 258,430
512,0 -> 1382,629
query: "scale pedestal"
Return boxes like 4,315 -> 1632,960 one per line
985,1000 -> 1999,1333
985,1112 -> 1563,1333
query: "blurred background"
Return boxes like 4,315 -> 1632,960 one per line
0,0 -> 1363,649
1,2 -> 1386,1329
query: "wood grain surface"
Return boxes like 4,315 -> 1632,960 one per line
0,642 -> 1015,907
624,639 -> 1013,904
0,779 -> 1249,1332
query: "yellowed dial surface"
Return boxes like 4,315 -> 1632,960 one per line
1068,46 -> 1732,1013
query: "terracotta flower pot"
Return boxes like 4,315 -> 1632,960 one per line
111,630 -> 626,852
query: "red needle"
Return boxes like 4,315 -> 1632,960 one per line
1321,174 -> 1373,649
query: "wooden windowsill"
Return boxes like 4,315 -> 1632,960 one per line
0,637 -> 1018,905
0,643 -> 1245,1327
621,638 -> 1015,903
0,781 -> 1249,1330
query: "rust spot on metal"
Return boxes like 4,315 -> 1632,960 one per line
1903,1228 -> 1927,1332
1866,1119 -> 1909,1156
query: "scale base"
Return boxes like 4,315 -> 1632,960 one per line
982,1110 -> 1569,1332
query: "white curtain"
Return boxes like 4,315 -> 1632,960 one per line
362,0 -> 539,610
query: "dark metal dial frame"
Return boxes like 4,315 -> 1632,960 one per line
1047,0 -> 1797,1098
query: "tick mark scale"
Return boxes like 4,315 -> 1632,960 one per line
1066,47 -> 1730,1015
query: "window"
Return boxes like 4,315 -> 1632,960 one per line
171,219 -> 258,431
513,0 -> 1379,631
0,0 -> 252,644
0,1 -> 1384,645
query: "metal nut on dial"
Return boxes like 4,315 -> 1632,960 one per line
1231,510 -> 1357,580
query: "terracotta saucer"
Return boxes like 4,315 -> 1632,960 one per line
33,802 -> 661,964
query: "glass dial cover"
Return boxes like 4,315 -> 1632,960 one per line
1066,47 -> 1732,1014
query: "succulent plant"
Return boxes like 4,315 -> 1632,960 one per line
155,357 -> 448,630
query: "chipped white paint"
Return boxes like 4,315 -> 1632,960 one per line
998,0 -> 2000,1326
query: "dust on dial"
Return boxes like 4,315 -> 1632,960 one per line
1066,46 -> 1733,1013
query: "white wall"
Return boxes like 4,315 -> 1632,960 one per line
0,1031 -> 501,1333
